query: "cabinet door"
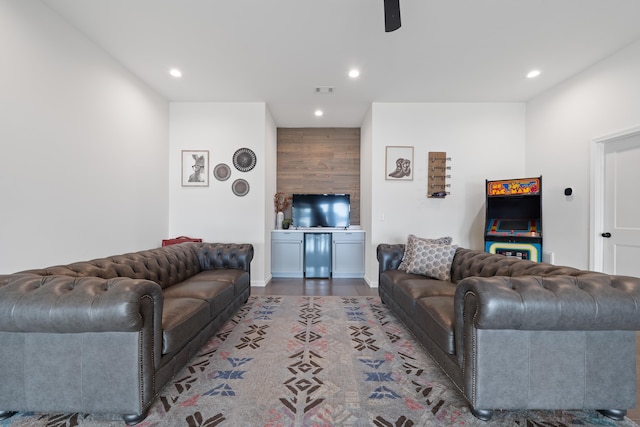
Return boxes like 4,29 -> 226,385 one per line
332,233 -> 365,278
271,232 -> 304,277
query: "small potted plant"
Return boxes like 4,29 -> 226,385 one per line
282,218 -> 292,230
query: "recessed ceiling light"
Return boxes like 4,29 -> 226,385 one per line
314,110 -> 324,117
526,69 -> 541,79
169,68 -> 183,78
348,69 -> 360,78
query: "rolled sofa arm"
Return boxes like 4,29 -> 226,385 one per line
0,274 -> 163,333
195,243 -> 254,274
376,244 -> 405,274
453,274 -> 640,369
454,274 -> 640,333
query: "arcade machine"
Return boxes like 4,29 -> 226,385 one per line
485,176 -> 542,262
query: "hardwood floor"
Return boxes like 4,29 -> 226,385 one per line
252,277 -> 377,297
252,278 -> 640,423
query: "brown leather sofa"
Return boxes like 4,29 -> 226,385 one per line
0,242 -> 253,425
377,245 -> 640,421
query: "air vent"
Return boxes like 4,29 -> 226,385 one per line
315,86 -> 335,94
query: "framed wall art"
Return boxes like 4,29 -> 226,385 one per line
385,146 -> 413,180
181,150 -> 209,187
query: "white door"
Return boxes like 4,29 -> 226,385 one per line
602,132 -> 640,276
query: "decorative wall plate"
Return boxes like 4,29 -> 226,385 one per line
232,178 -> 250,197
232,148 -> 256,172
213,163 -> 231,181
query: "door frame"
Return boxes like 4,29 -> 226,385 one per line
590,125 -> 640,271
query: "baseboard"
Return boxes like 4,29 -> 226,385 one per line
251,277 -> 268,287
364,274 -> 378,288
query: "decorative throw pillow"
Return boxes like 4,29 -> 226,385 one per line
398,234 -> 453,272
405,242 -> 458,281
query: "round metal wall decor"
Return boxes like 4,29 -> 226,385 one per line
232,178 -> 250,197
213,163 -> 231,181
232,148 -> 256,172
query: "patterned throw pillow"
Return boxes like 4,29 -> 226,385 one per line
405,242 -> 458,281
398,234 -> 453,272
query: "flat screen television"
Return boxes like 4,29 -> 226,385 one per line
292,194 -> 350,228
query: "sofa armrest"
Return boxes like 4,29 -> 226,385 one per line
454,274 -> 640,333
195,243 -> 254,274
0,274 -> 163,334
453,274 -> 640,406
376,244 -> 405,275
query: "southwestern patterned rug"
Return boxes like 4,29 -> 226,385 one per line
2,296 -> 638,427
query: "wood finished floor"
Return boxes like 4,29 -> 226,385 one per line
252,277 -> 377,297
252,278 -> 640,423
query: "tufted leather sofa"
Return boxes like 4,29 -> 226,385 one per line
0,242 -> 253,425
377,245 -> 640,421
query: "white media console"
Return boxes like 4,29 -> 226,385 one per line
271,229 -> 365,278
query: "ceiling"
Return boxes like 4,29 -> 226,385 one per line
42,0 -> 640,128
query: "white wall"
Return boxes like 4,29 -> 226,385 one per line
360,108 -> 374,285
0,1 -> 169,273
168,102 -> 271,285
6,0 -> 634,280
263,108 -> 278,284
526,40 -> 640,269
366,103 -> 526,284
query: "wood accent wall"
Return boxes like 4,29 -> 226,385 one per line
277,128 -> 361,225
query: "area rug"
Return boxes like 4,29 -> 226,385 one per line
2,296 -> 638,427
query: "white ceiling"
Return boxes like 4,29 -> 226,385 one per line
42,0 -> 640,128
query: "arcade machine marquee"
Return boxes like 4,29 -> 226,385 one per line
485,177 -> 542,262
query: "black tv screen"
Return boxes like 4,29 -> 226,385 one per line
292,194 -> 350,228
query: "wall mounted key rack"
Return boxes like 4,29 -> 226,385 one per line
427,151 -> 451,198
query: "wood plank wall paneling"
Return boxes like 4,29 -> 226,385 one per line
277,128 -> 361,225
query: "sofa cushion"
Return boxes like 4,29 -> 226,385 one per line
392,277 -> 456,316
162,297 -> 210,354
189,269 -> 250,296
398,235 -> 452,272
405,242 -> 458,281
379,270 -> 433,301
415,296 -> 455,355
163,276 -> 235,318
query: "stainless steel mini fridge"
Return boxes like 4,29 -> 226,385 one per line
304,233 -> 331,278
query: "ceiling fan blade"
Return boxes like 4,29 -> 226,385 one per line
384,0 -> 401,32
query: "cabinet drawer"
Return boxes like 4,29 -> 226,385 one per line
272,231 -> 303,242
331,232 -> 364,242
